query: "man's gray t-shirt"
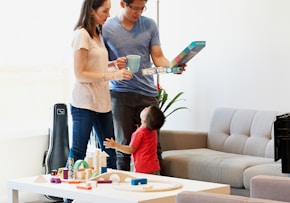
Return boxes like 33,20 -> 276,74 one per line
103,16 -> 160,97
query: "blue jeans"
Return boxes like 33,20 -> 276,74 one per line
70,105 -> 116,169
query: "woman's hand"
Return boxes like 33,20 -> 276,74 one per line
116,57 -> 127,69
113,69 -> 133,81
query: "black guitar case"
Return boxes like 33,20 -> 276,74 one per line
44,103 -> 70,201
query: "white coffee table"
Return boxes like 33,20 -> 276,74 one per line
7,170 -> 230,203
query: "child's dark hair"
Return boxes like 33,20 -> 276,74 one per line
146,105 -> 165,130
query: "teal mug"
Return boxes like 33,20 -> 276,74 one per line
126,55 -> 141,73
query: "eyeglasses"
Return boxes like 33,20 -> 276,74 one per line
126,3 -> 147,12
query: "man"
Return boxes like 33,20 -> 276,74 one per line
103,0 -> 172,172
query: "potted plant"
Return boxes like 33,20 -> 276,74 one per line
157,85 -> 189,118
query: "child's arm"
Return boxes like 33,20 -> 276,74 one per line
104,138 -> 136,154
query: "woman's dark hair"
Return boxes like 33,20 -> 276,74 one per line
146,105 -> 165,130
74,0 -> 107,38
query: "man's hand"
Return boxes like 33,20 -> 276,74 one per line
175,63 -> 187,74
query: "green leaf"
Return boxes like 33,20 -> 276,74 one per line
165,107 -> 189,118
163,92 -> 184,113
159,89 -> 168,110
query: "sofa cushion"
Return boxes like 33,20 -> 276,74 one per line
176,191 -> 288,203
162,148 -> 275,188
250,175 -> 290,202
176,191 -> 249,203
243,163 -> 287,190
208,108 -> 279,158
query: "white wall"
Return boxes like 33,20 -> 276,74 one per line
2,1 -> 289,133
0,131 -> 48,202
154,0 -> 290,131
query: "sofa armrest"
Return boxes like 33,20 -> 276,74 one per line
160,130 -> 208,151
250,175 -> 290,202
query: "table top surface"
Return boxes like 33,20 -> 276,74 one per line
7,170 -> 230,203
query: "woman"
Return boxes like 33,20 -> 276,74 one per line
70,0 -> 133,170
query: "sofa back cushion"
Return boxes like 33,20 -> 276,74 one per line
208,108 -> 280,158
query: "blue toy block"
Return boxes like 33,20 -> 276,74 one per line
131,178 -> 147,185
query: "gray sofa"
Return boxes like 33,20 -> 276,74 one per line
160,107 -> 288,194
176,175 -> 290,203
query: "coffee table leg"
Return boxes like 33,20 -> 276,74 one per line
8,188 -> 19,203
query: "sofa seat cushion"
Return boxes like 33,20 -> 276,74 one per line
162,148 -> 275,188
243,163 -> 287,190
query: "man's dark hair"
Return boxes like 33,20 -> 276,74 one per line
123,0 -> 148,4
146,105 -> 165,130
